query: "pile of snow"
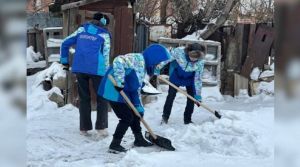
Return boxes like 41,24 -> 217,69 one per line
244,81 -> 274,103
143,75 -> 160,94
236,89 -> 250,99
33,62 -> 66,88
27,46 -> 41,62
251,63 -> 275,80
202,86 -> 224,102
165,110 -> 271,158
27,72 -> 64,119
260,70 -> 274,78
250,67 -> 261,81
260,63 -> 274,79
255,81 -> 274,96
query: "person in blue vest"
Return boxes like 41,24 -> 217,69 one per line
60,12 -> 111,136
98,44 -> 171,153
156,43 -> 206,125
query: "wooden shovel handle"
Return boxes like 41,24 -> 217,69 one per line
108,74 -> 157,139
158,75 -> 216,115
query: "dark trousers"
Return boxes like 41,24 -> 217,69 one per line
76,73 -> 108,131
162,85 -> 195,121
108,100 -> 142,139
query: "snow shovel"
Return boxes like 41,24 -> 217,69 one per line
141,89 -> 161,95
108,74 -> 175,151
158,75 -> 222,119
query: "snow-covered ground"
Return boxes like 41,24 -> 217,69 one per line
27,73 -> 274,167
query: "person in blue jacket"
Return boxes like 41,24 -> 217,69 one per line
98,44 -> 171,153
60,12 -> 111,136
156,43 -> 206,125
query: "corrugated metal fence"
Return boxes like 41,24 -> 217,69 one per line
135,23 -> 149,53
27,13 -> 62,30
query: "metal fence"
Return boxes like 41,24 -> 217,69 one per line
27,13 -> 62,30
135,23 -> 149,53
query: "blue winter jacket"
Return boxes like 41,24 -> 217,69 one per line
156,47 -> 205,101
98,44 -> 171,113
60,23 -> 111,76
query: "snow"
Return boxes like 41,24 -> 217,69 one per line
49,54 -> 60,62
27,46 -> 46,69
202,67 -> 217,82
47,38 -> 63,48
44,27 -> 62,30
142,75 -> 161,94
204,53 -> 216,61
182,30 -> 205,41
236,89 -> 250,99
27,46 -> 41,62
250,67 -> 260,81
260,70 -> 274,78
270,63 -> 274,70
27,61 -> 46,69
244,80 -> 274,104
192,10 -> 200,16
255,81 -> 274,96
69,48 -> 76,54
181,26 -> 211,41
27,74 -> 274,166
260,63 -> 274,78
33,62 -> 66,88
202,86 -> 224,102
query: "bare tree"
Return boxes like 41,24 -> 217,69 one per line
160,0 -> 169,24
200,0 -> 239,39
136,0 -> 274,39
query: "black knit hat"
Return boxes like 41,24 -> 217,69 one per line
190,43 -> 203,52
92,12 -> 110,25
184,43 -> 205,59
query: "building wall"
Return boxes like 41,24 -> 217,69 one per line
27,0 -> 53,13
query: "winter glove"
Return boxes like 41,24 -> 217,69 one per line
194,95 -> 202,107
195,101 -> 202,107
62,64 -> 70,71
114,86 -> 124,92
135,106 -> 145,116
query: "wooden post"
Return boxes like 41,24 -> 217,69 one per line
113,6 -> 121,58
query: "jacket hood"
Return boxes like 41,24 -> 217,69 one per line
142,44 -> 171,68
82,23 -> 111,38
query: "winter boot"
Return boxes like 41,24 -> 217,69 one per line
108,137 -> 127,153
160,117 -> 168,125
184,119 -> 194,125
134,133 -> 153,147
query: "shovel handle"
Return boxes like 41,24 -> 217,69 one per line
108,74 -> 158,139
158,75 -> 216,115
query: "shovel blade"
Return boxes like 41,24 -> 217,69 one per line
145,131 -> 175,151
215,110 -> 222,119
141,89 -> 161,96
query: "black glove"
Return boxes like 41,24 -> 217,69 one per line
114,86 -> 124,92
138,113 -> 144,120
62,64 -> 70,71
195,101 -> 202,107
